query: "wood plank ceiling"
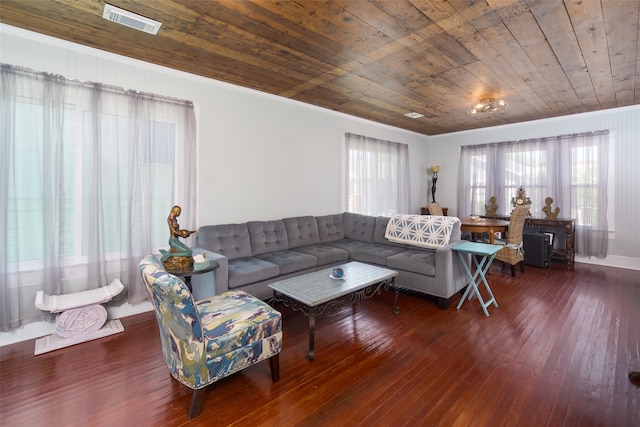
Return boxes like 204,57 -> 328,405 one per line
1,0 -> 638,135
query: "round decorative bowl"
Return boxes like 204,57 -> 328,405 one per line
330,267 -> 345,280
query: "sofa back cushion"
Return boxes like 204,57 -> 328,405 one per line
197,223 -> 252,260
316,214 -> 345,243
343,212 -> 376,243
247,220 -> 289,256
283,216 -> 321,249
373,216 -> 403,247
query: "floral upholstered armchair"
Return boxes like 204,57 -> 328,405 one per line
138,255 -> 282,419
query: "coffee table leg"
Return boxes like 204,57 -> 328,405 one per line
392,279 -> 400,314
308,308 -> 316,361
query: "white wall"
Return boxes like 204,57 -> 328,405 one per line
0,25 -> 431,228
0,25 -> 432,345
2,24 -> 637,347
3,23 -> 637,271
428,106 -> 640,267
197,87 -> 430,224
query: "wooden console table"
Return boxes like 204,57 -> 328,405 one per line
485,215 -> 575,269
421,206 -> 448,216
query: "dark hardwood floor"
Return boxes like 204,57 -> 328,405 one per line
1,262 -> 639,426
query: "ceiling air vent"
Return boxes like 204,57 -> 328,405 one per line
102,4 -> 162,35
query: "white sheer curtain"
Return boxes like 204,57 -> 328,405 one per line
457,131 -> 609,258
344,133 -> 410,216
1,64 -> 196,331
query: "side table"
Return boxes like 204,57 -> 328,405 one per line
166,260 -> 218,292
452,241 -> 502,317
421,206 -> 448,216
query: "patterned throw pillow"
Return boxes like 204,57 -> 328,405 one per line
385,214 -> 460,249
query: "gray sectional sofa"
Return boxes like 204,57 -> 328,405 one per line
191,212 -> 469,309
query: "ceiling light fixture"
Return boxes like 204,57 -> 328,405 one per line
404,112 -> 424,119
467,98 -> 508,116
102,3 -> 162,35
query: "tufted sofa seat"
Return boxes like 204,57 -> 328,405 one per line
192,212 -> 468,309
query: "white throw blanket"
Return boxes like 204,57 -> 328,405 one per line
385,214 -> 460,249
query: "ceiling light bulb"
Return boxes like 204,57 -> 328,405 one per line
468,97 -> 508,117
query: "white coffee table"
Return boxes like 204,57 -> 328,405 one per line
269,261 -> 399,360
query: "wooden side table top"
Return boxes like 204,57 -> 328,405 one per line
165,260 -> 218,277
460,218 -> 509,244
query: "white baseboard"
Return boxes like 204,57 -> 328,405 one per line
575,254 -> 640,271
106,300 -> 154,319
0,301 -> 153,347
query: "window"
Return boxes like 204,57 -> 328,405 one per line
344,133 -> 410,216
458,131 -> 611,258
7,98 -> 179,267
1,64 -> 196,330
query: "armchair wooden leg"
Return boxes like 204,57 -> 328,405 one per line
189,388 -> 206,419
510,264 -> 516,277
269,353 -> 280,382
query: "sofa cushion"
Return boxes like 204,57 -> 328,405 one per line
255,250 -> 317,275
197,223 -> 252,260
384,214 -> 460,249
292,245 -> 349,266
247,220 -> 289,256
323,238 -> 370,253
228,257 -> 280,289
343,212 -> 376,243
283,216 -> 321,249
316,214 -> 345,243
372,216 -> 407,247
386,249 -> 437,276
349,243 -> 407,265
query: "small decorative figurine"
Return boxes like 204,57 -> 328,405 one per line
485,196 -> 499,216
511,186 -> 532,215
542,196 -> 560,219
160,205 -> 196,270
431,165 -> 440,203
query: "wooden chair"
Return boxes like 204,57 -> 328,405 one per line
138,255 -> 282,419
427,202 -> 444,216
494,205 -> 530,276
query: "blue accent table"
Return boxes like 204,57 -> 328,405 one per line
452,241 -> 502,317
